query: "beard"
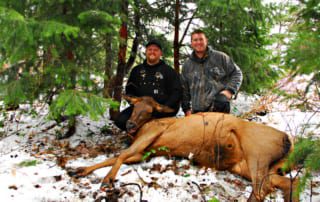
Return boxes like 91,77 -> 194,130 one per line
146,56 -> 160,65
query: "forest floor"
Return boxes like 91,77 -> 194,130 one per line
0,74 -> 319,202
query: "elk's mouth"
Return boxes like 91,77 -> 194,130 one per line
127,128 -> 137,134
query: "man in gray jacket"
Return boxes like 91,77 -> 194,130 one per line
181,29 -> 243,116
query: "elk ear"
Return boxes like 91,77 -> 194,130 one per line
123,95 -> 141,104
154,103 -> 175,113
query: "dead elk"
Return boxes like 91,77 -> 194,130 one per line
68,96 -> 298,202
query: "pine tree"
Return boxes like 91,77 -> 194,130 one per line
283,138 -> 320,196
284,0 -> 320,80
0,1 -> 120,123
196,0 -> 277,93
278,1 -> 320,195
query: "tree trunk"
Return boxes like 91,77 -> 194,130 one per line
125,0 -> 142,74
107,0 -> 142,121
103,34 -> 114,98
108,0 -> 129,120
61,2 -> 77,138
173,0 -> 180,72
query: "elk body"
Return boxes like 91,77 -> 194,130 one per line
68,96 -> 298,202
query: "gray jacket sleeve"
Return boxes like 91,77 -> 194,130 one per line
224,56 -> 243,95
181,62 -> 191,112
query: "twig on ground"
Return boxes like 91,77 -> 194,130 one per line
190,181 -> 206,202
121,182 -> 144,202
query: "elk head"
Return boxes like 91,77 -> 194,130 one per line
123,95 -> 174,134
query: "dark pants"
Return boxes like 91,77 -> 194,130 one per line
114,106 -> 178,131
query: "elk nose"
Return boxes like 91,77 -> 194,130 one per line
126,120 -> 136,130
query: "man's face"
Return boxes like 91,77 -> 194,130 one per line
191,33 -> 208,53
146,44 -> 162,64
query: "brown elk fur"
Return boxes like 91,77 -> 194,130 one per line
68,96 -> 298,202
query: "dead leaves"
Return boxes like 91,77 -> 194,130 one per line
8,185 -> 18,190
29,132 -> 125,170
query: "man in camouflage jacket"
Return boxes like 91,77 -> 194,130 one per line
181,29 -> 242,115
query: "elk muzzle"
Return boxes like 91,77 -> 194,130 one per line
126,120 -> 137,133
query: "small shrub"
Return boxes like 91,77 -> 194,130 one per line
18,160 -> 39,167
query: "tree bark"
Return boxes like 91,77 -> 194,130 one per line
107,0 -> 143,120
103,34 -> 114,98
173,0 -> 180,72
108,0 -> 129,120
125,0 -> 142,75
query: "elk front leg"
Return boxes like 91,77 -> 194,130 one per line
67,157 -> 118,178
100,153 -> 143,190
100,125 -> 168,190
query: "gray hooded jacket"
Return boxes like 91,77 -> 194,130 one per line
181,48 -> 243,112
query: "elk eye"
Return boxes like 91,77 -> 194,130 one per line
227,144 -> 233,149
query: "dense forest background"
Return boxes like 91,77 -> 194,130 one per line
0,0 -> 318,118
0,0 -> 319,199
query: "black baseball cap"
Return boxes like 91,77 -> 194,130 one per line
145,39 -> 162,50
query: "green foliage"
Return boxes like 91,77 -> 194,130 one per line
40,20 -> 80,42
78,10 -> 120,34
284,0 -> 320,76
18,160 -> 39,167
142,146 -> 170,161
0,0 -> 318,126
100,124 -> 110,134
142,149 -> 156,161
0,71 -> 40,107
208,197 -> 220,202
157,146 -> 170,152
49,90 -> 119,121
0,1 -> 122,123
283,138 -> 320,194
196,0 -> 277,93
1,79 -> 27,107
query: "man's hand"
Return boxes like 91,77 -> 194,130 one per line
220,90 -> 232,100
185,110 -> 192,116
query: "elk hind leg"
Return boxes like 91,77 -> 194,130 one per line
246,157 -> 275,201
270,174 -> 299,202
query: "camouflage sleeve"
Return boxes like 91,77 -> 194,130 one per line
181,63 -> 192,112
225,57 -> 243,95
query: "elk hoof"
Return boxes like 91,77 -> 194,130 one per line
100,185 -> 120,201
67,167 -> 87,178
100,182 -> 113,192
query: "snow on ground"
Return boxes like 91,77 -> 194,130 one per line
0,77 -> 319,202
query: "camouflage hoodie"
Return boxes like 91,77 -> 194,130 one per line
181,48 -> 243,112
